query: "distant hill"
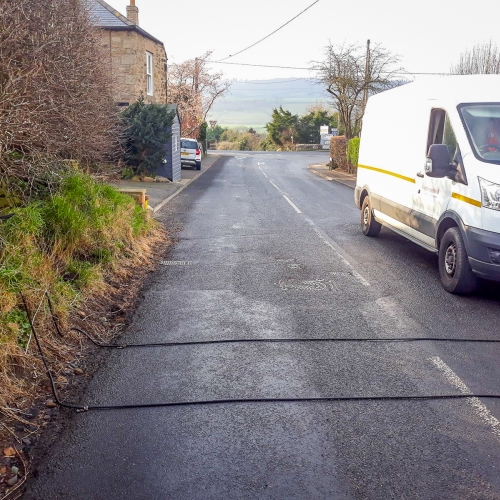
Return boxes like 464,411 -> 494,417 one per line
207,78 -> 332,133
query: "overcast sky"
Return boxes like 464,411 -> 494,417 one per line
117,0 -> 498,82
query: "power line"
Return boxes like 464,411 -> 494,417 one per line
217,0 -> 320,62
232,78 -> 316,85
211,60 -> 454,76
230,87 -> 323,92
212,61 -> 311,70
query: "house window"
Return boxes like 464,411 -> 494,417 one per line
173,134 -> 179,152
146,52 -> 154,96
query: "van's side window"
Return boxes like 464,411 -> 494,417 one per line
427,109 -> 458,162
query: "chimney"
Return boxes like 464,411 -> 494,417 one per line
126,0 -> 139,25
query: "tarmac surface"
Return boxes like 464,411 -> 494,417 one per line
25,151 -> 500,499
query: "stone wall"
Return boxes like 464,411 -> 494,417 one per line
99,29 -> 167,106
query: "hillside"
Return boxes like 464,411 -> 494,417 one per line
207,78 -> 332,132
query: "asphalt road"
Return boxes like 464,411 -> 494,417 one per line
25,152 -> 500,499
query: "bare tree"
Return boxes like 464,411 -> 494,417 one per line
451,41 -> 500,75
0,0 -> 121,191
167,52 -> 231,137
315,42 -> 403,139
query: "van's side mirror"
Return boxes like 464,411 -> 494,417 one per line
425,144 -> 451,178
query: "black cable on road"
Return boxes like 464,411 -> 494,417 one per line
67,394 -> 500,413
47,296 -> 500,349
21,293 -> 66,409
21,292 -> 500,414
78,337 -> 500,349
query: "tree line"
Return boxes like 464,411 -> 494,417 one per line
207,105 -> 338,151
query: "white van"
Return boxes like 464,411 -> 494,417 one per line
355,75 -> 500,294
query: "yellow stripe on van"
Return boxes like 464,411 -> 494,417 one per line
358,164 -> 416,184
451,193 -> 482,207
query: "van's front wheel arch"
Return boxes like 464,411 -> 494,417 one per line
361,197 -> 381,237
438,227 -> 478,294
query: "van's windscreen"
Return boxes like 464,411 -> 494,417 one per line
459,104 -> 500,165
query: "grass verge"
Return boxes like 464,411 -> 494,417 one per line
0,172 -> 164,428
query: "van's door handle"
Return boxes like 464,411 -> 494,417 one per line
416,172 -> 424,178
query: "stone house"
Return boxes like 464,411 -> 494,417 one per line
88,0 -> 167,106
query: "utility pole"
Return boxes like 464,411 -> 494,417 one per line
362,39 -> 371,117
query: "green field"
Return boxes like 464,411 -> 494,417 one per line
207,78 -> 332,132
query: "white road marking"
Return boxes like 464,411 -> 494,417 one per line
307,221 -> 371,287
283,195 -> 302,214
268,179 -> 301,213
430,356 -> 500,442
258,166 -> 268,178
266,178 -> 369,286
269,180 -> 281,192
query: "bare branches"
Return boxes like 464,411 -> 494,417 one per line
451,41 -> 500,75
0,0 -> 121,187
315,42 -> 403,139
167,52 -> 231,137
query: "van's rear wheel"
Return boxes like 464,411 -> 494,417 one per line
361,197 -> 381,236
439,227 -> 478,294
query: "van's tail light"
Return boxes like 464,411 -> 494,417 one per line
479,177 -> 500,211
196,149 -> 200,155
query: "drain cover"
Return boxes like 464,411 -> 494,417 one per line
160,261 -> 193,266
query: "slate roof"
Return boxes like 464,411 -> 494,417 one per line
86,0 -> 132,28
86,0 -> 164,46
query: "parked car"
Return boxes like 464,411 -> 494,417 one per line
355,75 -> 500,294
180,138 -> 201,170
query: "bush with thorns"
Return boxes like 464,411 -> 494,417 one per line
0,0 -> 121,194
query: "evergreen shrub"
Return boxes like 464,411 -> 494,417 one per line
347,137 -> 360,171
122,95 -> 175,175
